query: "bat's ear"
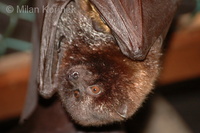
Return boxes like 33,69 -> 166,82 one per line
38,0 -> 70,99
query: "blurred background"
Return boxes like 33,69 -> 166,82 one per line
0,0 -> 200,133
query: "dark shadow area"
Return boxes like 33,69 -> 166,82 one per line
156,77 -> 200,133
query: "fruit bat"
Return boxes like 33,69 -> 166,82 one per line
21,0 -> 180,127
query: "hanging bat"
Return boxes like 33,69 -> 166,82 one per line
22,0 -> 180,127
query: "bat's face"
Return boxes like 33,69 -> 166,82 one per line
57,39 -> 161,126
58,45 -> 136,126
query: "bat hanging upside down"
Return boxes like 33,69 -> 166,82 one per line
37,0 -> 180,126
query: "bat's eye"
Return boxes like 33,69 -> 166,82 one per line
69,72 -> 79,80
89,85 -> 102,95
74,90 -> 80,98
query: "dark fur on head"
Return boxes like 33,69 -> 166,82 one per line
56,1 -> 162,126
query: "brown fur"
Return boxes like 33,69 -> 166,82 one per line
55,1 -> 162,126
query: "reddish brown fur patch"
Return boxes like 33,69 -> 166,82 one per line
57,38 -> 161,126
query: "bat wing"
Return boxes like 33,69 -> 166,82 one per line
90,0 -> 180,60
20,0 -> 49,122
39,0 -> 70,98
